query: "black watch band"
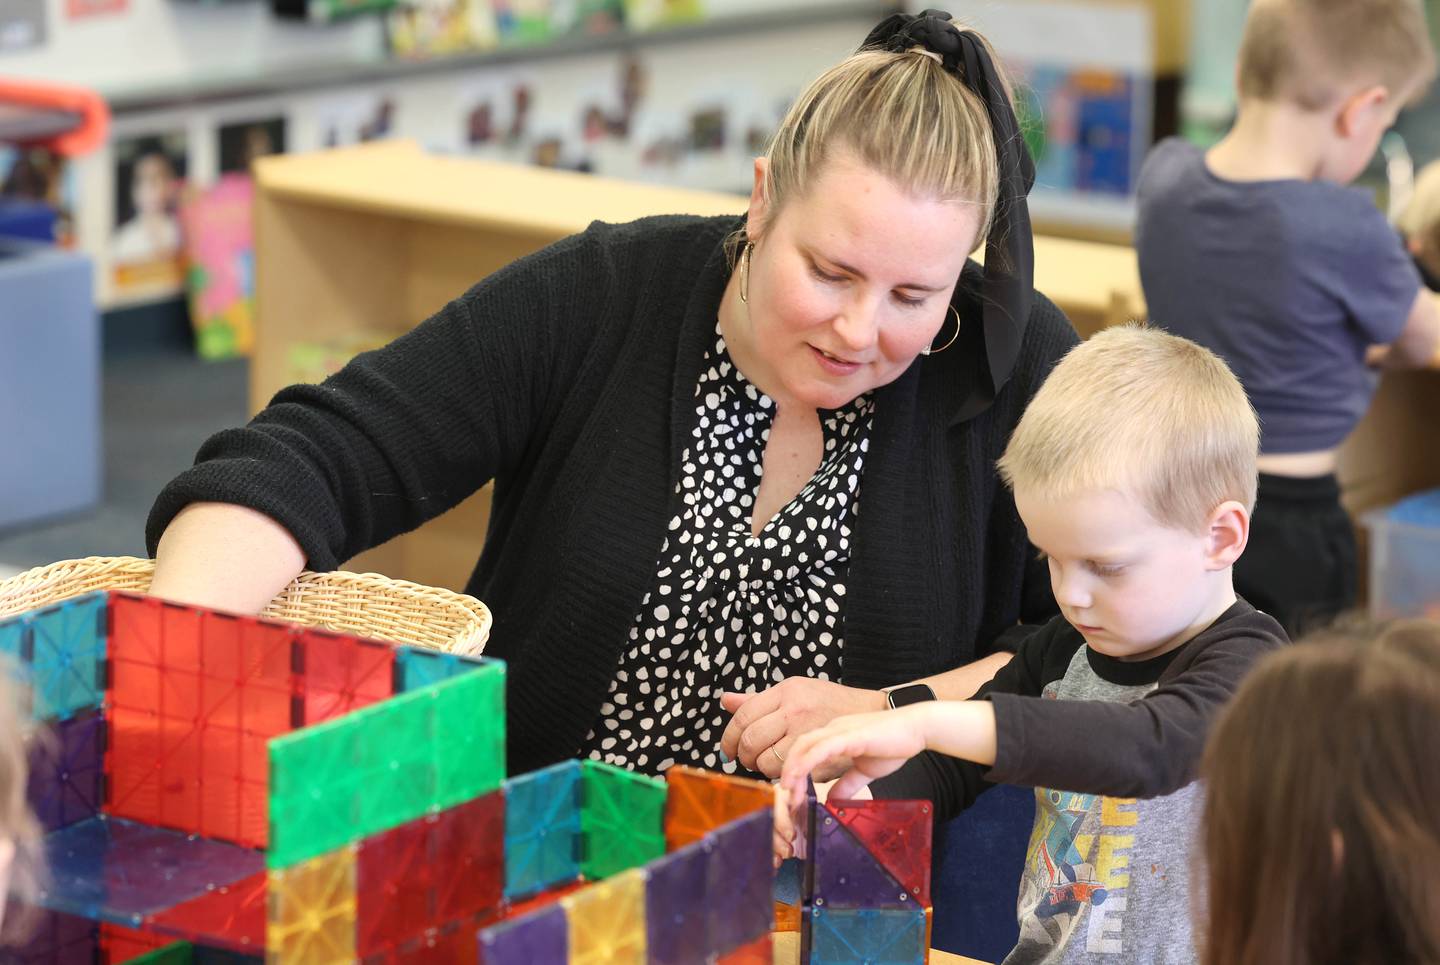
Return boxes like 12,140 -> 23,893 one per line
884,682 -> 937,709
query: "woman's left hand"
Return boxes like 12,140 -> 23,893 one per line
719,678 -> 886,778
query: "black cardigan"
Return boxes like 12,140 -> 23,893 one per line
147,215 -> 1079,775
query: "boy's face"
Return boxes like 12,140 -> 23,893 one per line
1015,485 -> 1228,663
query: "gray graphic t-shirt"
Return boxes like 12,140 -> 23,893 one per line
1003,647 -> 1201,965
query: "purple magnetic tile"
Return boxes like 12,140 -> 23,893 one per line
39,815 -> 265,926
27,710 -> 105,833
704,808 -> 774,951
645,839 -> 712,965
9,907 -> 99,964
478,902 -> 567,965
812,807 -> 911,909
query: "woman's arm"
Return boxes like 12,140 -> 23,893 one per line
149,502 -> 305,613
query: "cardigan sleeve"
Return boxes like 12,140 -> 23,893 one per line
146,228 -> 612,570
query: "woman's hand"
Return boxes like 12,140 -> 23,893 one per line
778,706 -> 932,814
719,678 -> 886,778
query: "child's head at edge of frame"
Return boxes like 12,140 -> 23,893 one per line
997,324 -> 1260,663
0,661 -> 44,945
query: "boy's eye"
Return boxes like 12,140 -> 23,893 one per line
1090,563 -> 1126,578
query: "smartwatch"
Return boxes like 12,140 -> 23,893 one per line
882,682 -> 937,709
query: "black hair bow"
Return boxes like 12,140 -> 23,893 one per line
862,9 -> 1038,424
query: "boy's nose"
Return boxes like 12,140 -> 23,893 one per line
1053,571 -> 1092,610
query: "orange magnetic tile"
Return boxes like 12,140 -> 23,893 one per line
562,868 -> 647,965
773,900 -> 800,933
718,932 -> 772,964
502,880 -> 587,921
267,846 -> 357,963
663,766 -> 774,851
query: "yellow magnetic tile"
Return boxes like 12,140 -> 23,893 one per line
561,867 -> 647,965
266,845 -> 357,963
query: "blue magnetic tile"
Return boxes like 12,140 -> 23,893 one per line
479,902 -> 567,965
705,808 -> 774,951
645,839 -> 713,965
39,816 -> 265,927
395,646 -> 500,692
0,614 -> 25,661
808,906 -> 928,964
503,760 -> 582,900
27,710 -> 105,832
774,856 -> 803,904
27,593 -> 107,721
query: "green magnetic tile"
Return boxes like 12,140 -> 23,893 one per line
430,665 -> 504,810
126,941 -> 194,964
580,760 -> 666,880
349,678 -> 435,839
268,713 -> 364,869
28,593 -> 107,721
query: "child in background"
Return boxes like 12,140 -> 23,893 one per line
1135,0 -> 1440,637
1202,619 -> 1440,965
0,666 -> 43,943
778,326 -> 1288,964
1399,159 -> 1440,291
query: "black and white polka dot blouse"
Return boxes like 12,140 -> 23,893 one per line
580,328 -> 875,775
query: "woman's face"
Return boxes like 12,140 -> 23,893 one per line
734,151 -> 981,410
132,154 -> 176,216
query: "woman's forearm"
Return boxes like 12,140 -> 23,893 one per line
149,502 -> 306,614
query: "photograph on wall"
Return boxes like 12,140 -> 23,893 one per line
315,93 -> 395,148
111,130 -> 188,299
0,0 -> 47,51
217,116 -> 287,175
181,174 -> 256,360
0,146 -> 76,246
1015,63 -> 1144,197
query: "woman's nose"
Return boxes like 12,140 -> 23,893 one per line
832,298 -> 880,353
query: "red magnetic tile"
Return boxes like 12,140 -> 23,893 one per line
501,880 -> 586,920
109,595 -> 164,669
829,799 -> 933,906
432,791 -> 505,923
384,918 -> 483,965
156,718 -> 205,834
298,630 -> 395,725
160,604 -> 204,674
148,870 -> 267,951
105,706 -> 163,824
99,920 -> 169,962
357,813 -> 435,957
718,932 -> 772,964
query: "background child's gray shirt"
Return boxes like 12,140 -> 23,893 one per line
1136,137 -> 1422,454
1003,647 -> 1200,965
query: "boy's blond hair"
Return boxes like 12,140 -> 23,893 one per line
1399,160 -> 1440,279
1237,0 -> 1436,111
997,325 -> 1258,534
0,664 -> 44,944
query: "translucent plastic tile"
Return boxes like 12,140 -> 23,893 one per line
704,809 -> 773,951
813,805 -> 913,910
562,867 -> 647,965
643,839 -> 711,965
99,920 -> 172,961
501,879 -> 587,920
266,846 -> 356,963
267,710 -> 364,869
27,709 -> 105,832
10,907 -> 98,963
295,628 -> 394,725
580,760 -> 665,880
479,902 -> 567,965
356,812 -> 432,957
394,646 -> 495,693
717,932 -> 772,964
386,919 -> 483,964
807,906 -> 928,964
431,661 -> 505,810
351,691 -> 436,838
663,765 -> 773,851
27,592 -> 107,721
0,612 -> 26,661
503,760 -> 582,900
127,941 -> 195,963
829,799 -> 933,906
431,790 -> 505,924
39,815 -> 265,926
148,870 -> 267,953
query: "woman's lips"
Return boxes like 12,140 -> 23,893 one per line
810,344 -> 862,375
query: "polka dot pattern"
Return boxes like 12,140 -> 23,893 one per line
579,329 -> 874,775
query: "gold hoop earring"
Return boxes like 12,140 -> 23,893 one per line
922,304 -> 962,356
739,240 -> 753,304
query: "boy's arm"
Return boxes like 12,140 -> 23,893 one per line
986,628 -> 1285,798
1369,288 -> 1440,369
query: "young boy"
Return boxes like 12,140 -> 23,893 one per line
1399,159 -> 1440,291
1134,0 -> 1440,637
778,326 -> 1289,964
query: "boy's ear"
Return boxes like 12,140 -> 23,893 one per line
1205,500 -> 1250,570
1336,84 -> 1390,140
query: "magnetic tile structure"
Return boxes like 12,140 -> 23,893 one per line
788,789 -> 936,965
12,587 -> 922,963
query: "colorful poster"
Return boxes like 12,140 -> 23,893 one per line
65,0 -> 125,19
1016,65 -> 1142,197
111,130 -> 188,300
388,0 -> 498,59
217,116 -> 286,175
180,173 -> 255,359
0,146 -> 75,246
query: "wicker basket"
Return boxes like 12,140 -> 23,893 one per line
0,556 -> 491,656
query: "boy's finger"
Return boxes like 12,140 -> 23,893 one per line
829,768 -> 873,802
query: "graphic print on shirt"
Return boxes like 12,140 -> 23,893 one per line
578,328 -> 875,775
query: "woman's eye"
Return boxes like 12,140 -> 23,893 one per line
809,263 -> 845,283
893,292 -> 926,308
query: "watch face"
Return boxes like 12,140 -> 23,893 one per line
887,683 -> 936,708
